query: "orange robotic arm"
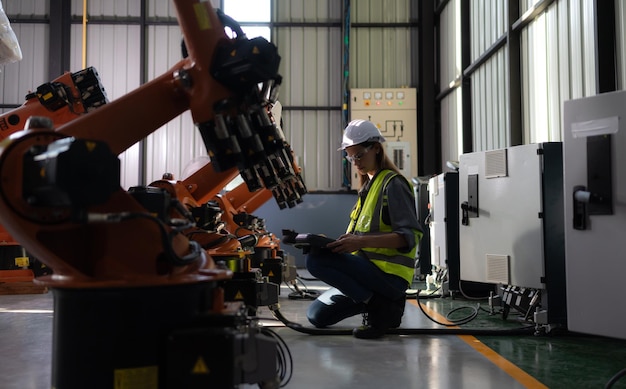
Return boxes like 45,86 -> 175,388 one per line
0,66 -> 108,245
0,67 -> 108,142
0,3 -> 289,386
0,0 -> 290,288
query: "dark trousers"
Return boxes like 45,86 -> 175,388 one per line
305,250 -> 407,327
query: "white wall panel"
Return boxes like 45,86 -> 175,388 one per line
521,0 -> 596,144
470,0 -> 507,62
273,0 -> 343,190
274,0 -> 337,22
2,0 -> 47,15
71,0 -> 140,17
0,24 -> 48,104
70,24 -> 141,97
351,27 -> 412,88
439,0 -> 461,85
471,51 -> 509,152
144,24 -> 203,185
468,0 -> 510,153
0,0 -> 47,104
282,110 -> 343,191
69,23 -> 142,189
146,0 -> 178,19
438,0 -> 463,169
352,0 -> 411,23
350,0 -> 413,89
440,88 -> 463,167
145,0 -> 220,18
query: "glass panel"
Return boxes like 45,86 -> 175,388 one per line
223,0 -> 271,22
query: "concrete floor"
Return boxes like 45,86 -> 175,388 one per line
1,275 -> 626,389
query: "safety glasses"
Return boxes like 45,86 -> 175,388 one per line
345,145 -> 372,163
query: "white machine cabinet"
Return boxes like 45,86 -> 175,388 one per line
563,91 -> 626,340
458,143 -> 566,326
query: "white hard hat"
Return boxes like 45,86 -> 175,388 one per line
338,119 -> 386,150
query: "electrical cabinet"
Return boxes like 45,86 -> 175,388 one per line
428,172 -> 459,290
458,143 -> 566,325
349,88 -> 417,189
429,171 -> 494,296
413,176 -> 431,277
563,91 -> 626,340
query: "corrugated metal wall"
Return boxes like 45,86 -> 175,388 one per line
0,0 -> 48,114
273,0 -> 343,191
1,0 -> 220,190
438,0 -> 462,166
439,0 -> 599,158
351,0 -> 413,87
273,0 -> 415,191
472,51 -> 510,151
469,0 -> 509,152
520,0 -> 596,145
1,0 -> 621,192
2,0 -> 415,192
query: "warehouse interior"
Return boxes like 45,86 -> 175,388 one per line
1,0 -> 626,388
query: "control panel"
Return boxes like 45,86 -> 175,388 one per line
348,88 -> 418,189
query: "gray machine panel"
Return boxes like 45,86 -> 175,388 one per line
459,144 -> 548,289
255,192 -> 358,268
429,173 -> 448,270
563,91 -> 626,340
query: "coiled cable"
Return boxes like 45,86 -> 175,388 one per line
259,327 -> 293,388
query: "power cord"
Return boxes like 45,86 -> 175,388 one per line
605,367 -> 626,389
259,327 -> 293,388
457,280 -> 491,300
415,289 -> 480,326
270,305 -> 534,336
285,277 -> 320,300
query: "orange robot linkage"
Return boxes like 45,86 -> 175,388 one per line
0,67 -> 108,290
0,2 -> 299,387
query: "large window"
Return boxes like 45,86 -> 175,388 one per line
223,0 -> 270,41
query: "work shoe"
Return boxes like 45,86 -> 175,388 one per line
388,297 -> 406,328
352,294 -> 405,339
352,313 -> 386,339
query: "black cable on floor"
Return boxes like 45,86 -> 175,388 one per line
284,277 -> 320,300
605,367 -> 626,389
259,327 -> 293,388
415,288 -> 479,326
270,306 -> 535,336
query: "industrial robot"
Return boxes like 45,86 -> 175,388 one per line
0,1 -> 296,387
0,67 -> 108,285
148,107 -> 305,316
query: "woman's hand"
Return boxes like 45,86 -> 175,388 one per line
327,233 -> 363,254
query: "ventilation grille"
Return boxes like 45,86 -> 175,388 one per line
485,149 -> 508,178
486,254 -> 509,284
393,148 -> 404,170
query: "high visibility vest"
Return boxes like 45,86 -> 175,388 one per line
347,169 -> 420,284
